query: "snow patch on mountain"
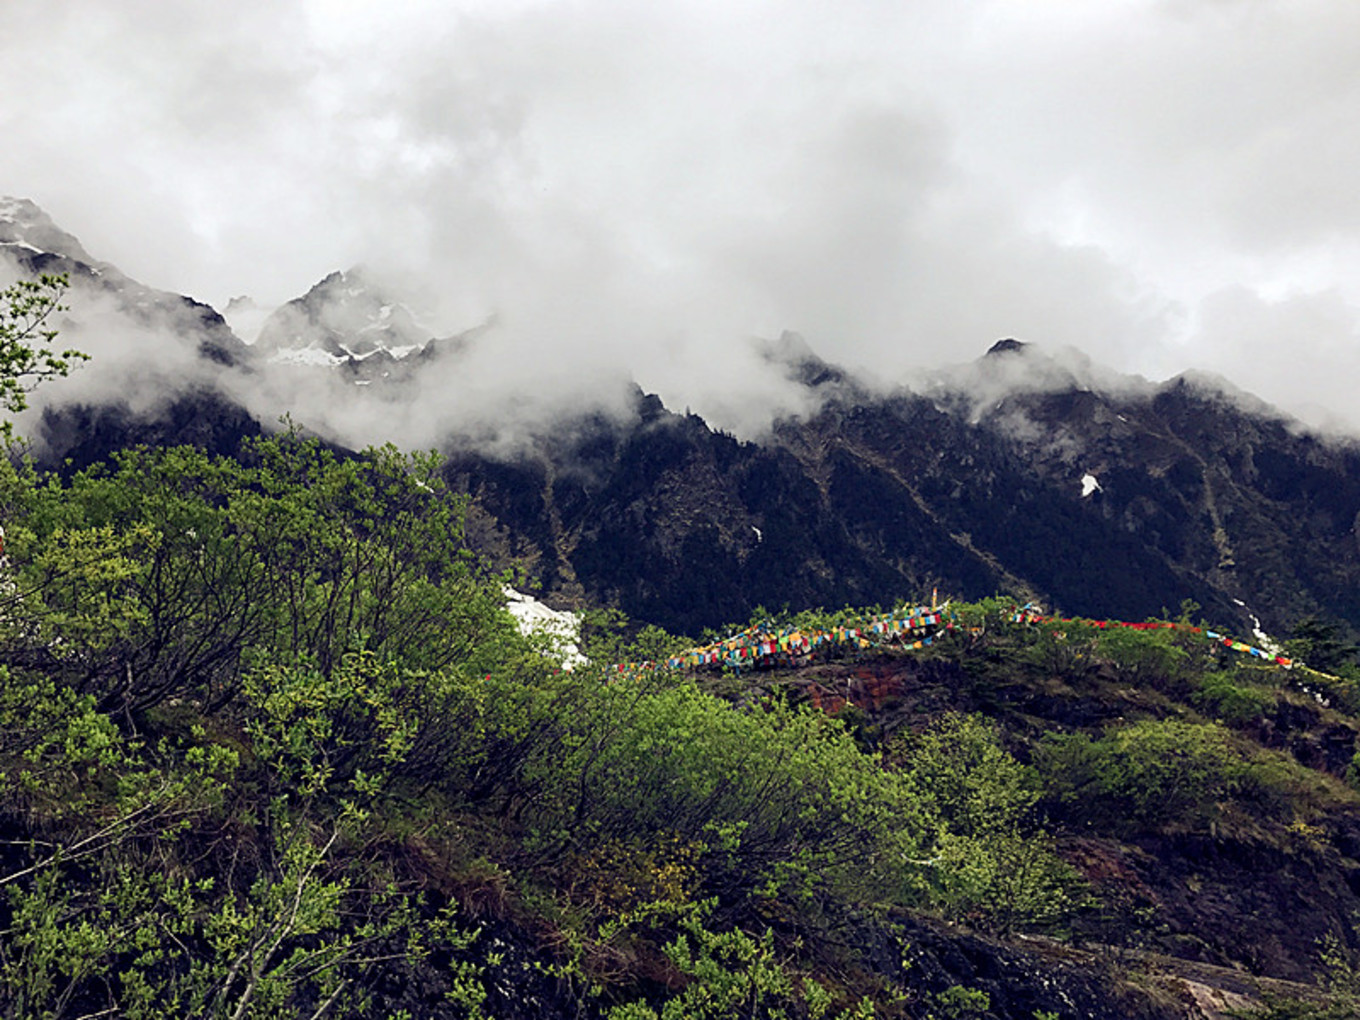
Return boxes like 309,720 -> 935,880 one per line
270,347 -> 346,367
504,587 -> 587,670
254,267 -> 437,364
1233,598 -> 1282,656
0,196 -> 97,264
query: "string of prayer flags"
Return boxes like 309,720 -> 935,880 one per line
609,601 -> 1296,680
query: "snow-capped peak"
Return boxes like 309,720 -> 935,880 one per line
0,196 -> 97,264
254,266 -> 436,363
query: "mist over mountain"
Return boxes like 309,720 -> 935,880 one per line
6,198 -> 1360,645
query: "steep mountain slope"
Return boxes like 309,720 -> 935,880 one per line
1,196 -> 265,466
252,265 -> 476,383
445,351 -> 1360,642
7,197 -> 1360,644
0,197 -> 245,367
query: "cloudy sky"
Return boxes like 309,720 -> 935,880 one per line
3,0 -> 1359,433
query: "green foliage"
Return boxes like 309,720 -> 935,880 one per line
515,676 -> 924,918
1093,625 -> 1190,689
1022,622 -> 1100,679
0,272 -> 87,440
0,652 -> 482,1018
1193,669 -> 1276,724
931,984 -> 991,1018
1287,617 -> 1360,674
0,432 -> 527,715
578,606 -> 691,665
1035,718 -> 1280,831
1290,667 -> 1360,717
893,714 -> 1077,932
243,650 -> 523,807
601,900 -> 879,1020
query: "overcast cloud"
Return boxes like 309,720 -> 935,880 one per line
2,0 -> 1358,435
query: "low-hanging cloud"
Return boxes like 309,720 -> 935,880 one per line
2,0 -> 1359,443
1,254 -> 229,422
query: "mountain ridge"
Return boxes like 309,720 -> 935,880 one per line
8,197 -> 1360,1019
6,197 -> 1360,645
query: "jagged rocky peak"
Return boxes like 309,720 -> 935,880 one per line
255,266 -> 437,365
985,336 -> 1028,357
0,197 -> 246,367
0,196 -> 96,265
755,330 -> 848,389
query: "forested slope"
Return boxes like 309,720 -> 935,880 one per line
3,430 -> 1360,1018
5,271 -> 1360,1019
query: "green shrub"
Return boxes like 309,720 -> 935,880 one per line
1193,670 -> 1276,723
0,433 -> 519,715
1094,626 -> 1190,689
893,714 -> 1077,931
1037,719 -> 1256,831
514,677 -> 925,918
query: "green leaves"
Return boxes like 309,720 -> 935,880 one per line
0,272 -> 87,440
893,714 -> 1076,932
507,673 -> 925,924
1035,718 -> 1273,832
0,431 -> 528,716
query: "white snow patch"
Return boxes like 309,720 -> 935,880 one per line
752,526 -> 763,543
269,347 -> 344,367
339,344 -> 384,361
1080,473 -> 1102,498
504,587 -> 587,670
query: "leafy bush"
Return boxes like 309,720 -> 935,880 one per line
604,900 -> 879,1020
0,433 -> 518,715
1193,669 -> 1276,723
1036,719 -> 1266,831
1093,626 -> 1191,689
892,714 -> 1077,932
514,678 -> 924,919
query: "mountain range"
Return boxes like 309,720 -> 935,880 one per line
5,196 -> 1360,645
11,196 -> 1360,1019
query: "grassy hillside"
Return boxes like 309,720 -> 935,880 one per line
2,435 -> 1359,1018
